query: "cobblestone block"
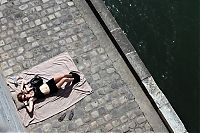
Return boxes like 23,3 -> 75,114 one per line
112,120 -> 120,127
120,115 -> 128,124
24,51 -> 33,59
137,115 -> 146,124
32,41 -> 39,48
65,37 -> 72,43
135,127 -> 143,133
15,19 -> 22,26
91,65 -> 100,74
3,68 -> 13,76
75,118 -> 84,127
35,6 -> 42,12
106,67 -> 115,74
97,47 -> 105,54
96,118 -> 105,126
7,30 -> 14,35
67,1 -> 74,6
90,121 -> 98,130
129,121 -> 136,129
119,96 -> 128,104
111,98 -> 120,108
42,0 -> 49,3
19,4 -> 28,10
91,110 -> 99,119
3,44 -> 11,51
8,58 -> 16,67
98,107 -> 106,115
2,26 -> 7,31
35,19 -> 42,25
29,21 -> 35,28
97,98 -> 106,105
72,35 -> 78,41
126,111 -> 137,120
104,94 -> 112,102
0,61 -> 8,70
53,27 -> 60,33
16,56 -> 24,62
97,88 -> 106,95
48,14 -> 56,20
55,11 -> 62,18
20,32 -> 27,38
22,17 -> 29,23
105,103 -> 113,111
91,101 -> 98,108
105,123 -> 113,131
17,47 -> 24,54
85,104 -> 92,112
47,7 -> 54,14
22,24 -> 29,30
121,124 -> 130,132
13,65 -> 22,72
5,37 -> 12,44
104,114 -> 112,121
55,0 -> 63,4
83,115 -> 91,123
27,37 -> 34,42
1,18 -> 7,24
41,24 -> 47,30
92,73 -> 100,81
1,52 -> 9,60
54,5 -> 61,12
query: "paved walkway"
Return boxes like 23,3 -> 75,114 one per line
0,0 -> 168,132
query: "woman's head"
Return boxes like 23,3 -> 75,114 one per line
17,92 -> 28,102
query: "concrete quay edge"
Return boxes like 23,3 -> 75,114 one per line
86,0 -> 187,132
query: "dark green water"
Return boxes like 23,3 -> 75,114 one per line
103,0 -> 199,132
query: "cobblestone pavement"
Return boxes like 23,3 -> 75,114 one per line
0,0 -> 156,132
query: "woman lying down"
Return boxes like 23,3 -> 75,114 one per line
17,72 -> 79,113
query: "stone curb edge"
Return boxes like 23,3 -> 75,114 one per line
87,0 -> 187,132
0,73 -> 25,132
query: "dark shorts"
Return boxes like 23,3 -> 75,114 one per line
46,78 -> 58,94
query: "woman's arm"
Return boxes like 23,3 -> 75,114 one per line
20,80 -> 25,91
26,98 -> 34,113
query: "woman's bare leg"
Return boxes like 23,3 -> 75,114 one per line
53,74 -> 65,83
53,73 -> 73,83
56,78 -> 73,88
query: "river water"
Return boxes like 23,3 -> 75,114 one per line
103,0 -> 199,132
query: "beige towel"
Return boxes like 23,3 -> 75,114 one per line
6,52 -> 92,127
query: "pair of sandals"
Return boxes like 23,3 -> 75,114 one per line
58,110 -> 74,122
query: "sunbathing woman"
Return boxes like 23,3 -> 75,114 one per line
17,73 -> 74,113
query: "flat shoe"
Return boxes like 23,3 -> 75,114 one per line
68,110 -> 74,121
58,112 -> 66,122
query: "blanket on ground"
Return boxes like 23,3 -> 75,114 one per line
6,52 -> 92,127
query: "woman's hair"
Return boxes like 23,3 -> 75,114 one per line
17,92 -> 25,103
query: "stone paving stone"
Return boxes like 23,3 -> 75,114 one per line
0,0 -> 155,132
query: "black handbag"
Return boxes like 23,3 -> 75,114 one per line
29,75 -> 43,88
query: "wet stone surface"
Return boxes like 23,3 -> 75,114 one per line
0,0 -> 154,132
